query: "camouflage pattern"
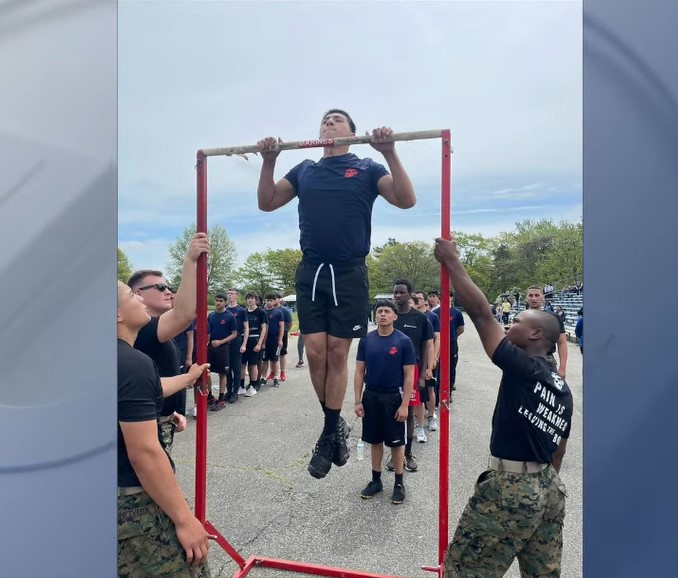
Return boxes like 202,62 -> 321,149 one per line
443,465 -> 567,578
159,419 -> 176,455
118,491 -> 211,578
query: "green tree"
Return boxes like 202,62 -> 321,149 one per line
373,241 -> 439,293
117,247 -> 133,282
231,252 -> 280,298
166,224 -> 237,294
264,248 -> 303,295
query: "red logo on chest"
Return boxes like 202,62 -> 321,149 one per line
344,168 -> 358,178
389,346 -> 398,355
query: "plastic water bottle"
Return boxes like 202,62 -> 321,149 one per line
356,439 -> 365,461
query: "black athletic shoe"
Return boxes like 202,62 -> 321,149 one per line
228,392 -> 238,404
333,416 -> 351,467
360,480 -> 383,499
391,483 -> 406,504
308,431 -> 335,479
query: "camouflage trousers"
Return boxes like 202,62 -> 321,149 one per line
118,491 -> 211,578
443,465 -> 567,578
159,417 -> 176,455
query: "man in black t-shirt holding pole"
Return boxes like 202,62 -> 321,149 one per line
117,282 -> 211,577
434,235 -> 573,578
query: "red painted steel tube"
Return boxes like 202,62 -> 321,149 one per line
438,130 -> 452,565
254,557 -> 403,578
231,557 -> 258,578
195,151 -> 209,522
204,521 -> 247,568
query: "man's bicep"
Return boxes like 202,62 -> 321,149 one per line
157,310 -> 193,343
475,317 -> 506,358
270,178 -> 297,210
119,420 -> 161,455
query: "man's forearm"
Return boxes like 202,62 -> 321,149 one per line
161,374 -> 192,397
439,256 -> 492,322
130,446 -> 194,527
172,257 -> 198,322
382,150 -> 416,207
558,334 -> 568,371
257,160 -> 277,211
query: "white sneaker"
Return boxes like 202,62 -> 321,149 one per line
415,424 -> 428,443
237,386 -> 247,395
427,414 -> 439,431
192,406 -> 197,419
244,385 -> 257,397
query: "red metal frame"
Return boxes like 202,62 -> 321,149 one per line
193,133 -> 452,578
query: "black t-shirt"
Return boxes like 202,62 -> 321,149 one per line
547,311 -> 566,357
246,307 -> 268,337
134,316 -> 184,416
393,308 -> 433,362
490,338 -> 573,463
117,339 -> 174,487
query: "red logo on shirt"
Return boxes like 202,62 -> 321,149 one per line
389,346 -> 398,355
344,168 -> 358,178
220,319 -> 225,325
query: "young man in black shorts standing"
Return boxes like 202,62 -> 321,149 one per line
207,294 -> 238,409
390,280 -> 433,469
263,294 -> 284,387
257,109 -> 416,479
354,299 -> 415,504
225,288 -> 249,398
434,235 -> 573,578
243,292 -> 268,395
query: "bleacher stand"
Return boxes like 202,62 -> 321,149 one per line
508,291 -> 583,342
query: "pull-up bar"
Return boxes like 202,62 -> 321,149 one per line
194,128 -> 452,578
199,129 -> 448,158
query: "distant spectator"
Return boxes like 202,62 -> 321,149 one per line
575,308 -> 583,354
544,283 -> 554,299
501,299 -> 511,325
544,300 -> 554,313
555,305 -> 566,325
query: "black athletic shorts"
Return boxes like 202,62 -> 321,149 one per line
243,336 -> 263,366
361,389 -> 406,448
263,336 -> 280,362
280,331 -> 289,355
207,343 -> 229,374
295,258 -> 369,339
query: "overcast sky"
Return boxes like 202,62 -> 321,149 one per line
118,0 -> 582,272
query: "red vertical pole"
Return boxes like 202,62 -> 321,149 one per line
195,151 -> 209,522
438,130 -> 452,568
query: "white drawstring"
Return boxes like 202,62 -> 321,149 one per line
310,262 -> 339,306
328,264 -> 338,306
311,263 -> 324,302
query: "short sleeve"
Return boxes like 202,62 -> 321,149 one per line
356,337 -> 366,362
283,160 -> 311,192
423,318 -> 434,341
455,309 -> 465,327
368,158 -> 390,190
401,336 -> 417,366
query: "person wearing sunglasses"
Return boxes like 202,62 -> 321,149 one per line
127,232 -> 210,452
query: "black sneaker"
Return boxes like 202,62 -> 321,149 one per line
228,392 -> 238,404
391,483 -> 406,504
308,431 -> 335,479
360,480 -> 383,499
333,416 -> 351,467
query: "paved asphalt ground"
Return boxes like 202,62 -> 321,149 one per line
173,317 -> 583,578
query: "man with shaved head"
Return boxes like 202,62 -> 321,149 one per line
434,234 -> 573,578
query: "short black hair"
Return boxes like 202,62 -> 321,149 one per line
427,290 -> 440,298
393,278 -> 412,293
215,293 -> 226,300
322,109 -> 356,134
127,269 -> 163,289
245,292 -> 258,300
374,299 -> 398,315
264,293 -> 277,300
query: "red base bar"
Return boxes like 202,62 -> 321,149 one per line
251,556 -> 406,578
204,521 -> 247,568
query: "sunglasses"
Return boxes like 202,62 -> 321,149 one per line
137,283 -> 172,293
